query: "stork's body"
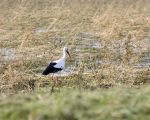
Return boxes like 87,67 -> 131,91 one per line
42,47 -> 70,75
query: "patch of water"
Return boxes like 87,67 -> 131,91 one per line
54,66 -> 76,76
0,48 -> 16,69
0,48 -> 16,68
91,42 -> 101,49
135,52 -> 150,68
34,28 -> 62,34
35,28 -> 47,33
134,63 -> 150,68
0,48 -> 16,61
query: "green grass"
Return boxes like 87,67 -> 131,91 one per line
1,86 -> 150,120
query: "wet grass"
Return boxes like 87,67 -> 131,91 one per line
0,0 -> 150,119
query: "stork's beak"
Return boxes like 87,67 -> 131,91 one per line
66,50 -> 71,59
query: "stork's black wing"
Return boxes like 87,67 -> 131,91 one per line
42,62 -> 56,75
42,62 -> 62,75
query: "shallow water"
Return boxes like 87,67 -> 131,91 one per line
53,66 -> 76,76
135,52 -> 150,68
35,28 -> 48,33
0,48 -> 16,68
0,48 -> 16,61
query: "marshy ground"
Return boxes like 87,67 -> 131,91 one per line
0,0 -> 150,120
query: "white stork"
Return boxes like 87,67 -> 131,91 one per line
42,47 -> 71,82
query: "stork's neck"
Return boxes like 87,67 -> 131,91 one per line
62,49 -> 66,59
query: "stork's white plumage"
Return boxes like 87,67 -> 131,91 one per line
42,47 -> 71,75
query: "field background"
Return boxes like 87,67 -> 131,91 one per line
0,0 -> 150,120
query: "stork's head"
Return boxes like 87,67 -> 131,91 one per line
63,47 -> 71,58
